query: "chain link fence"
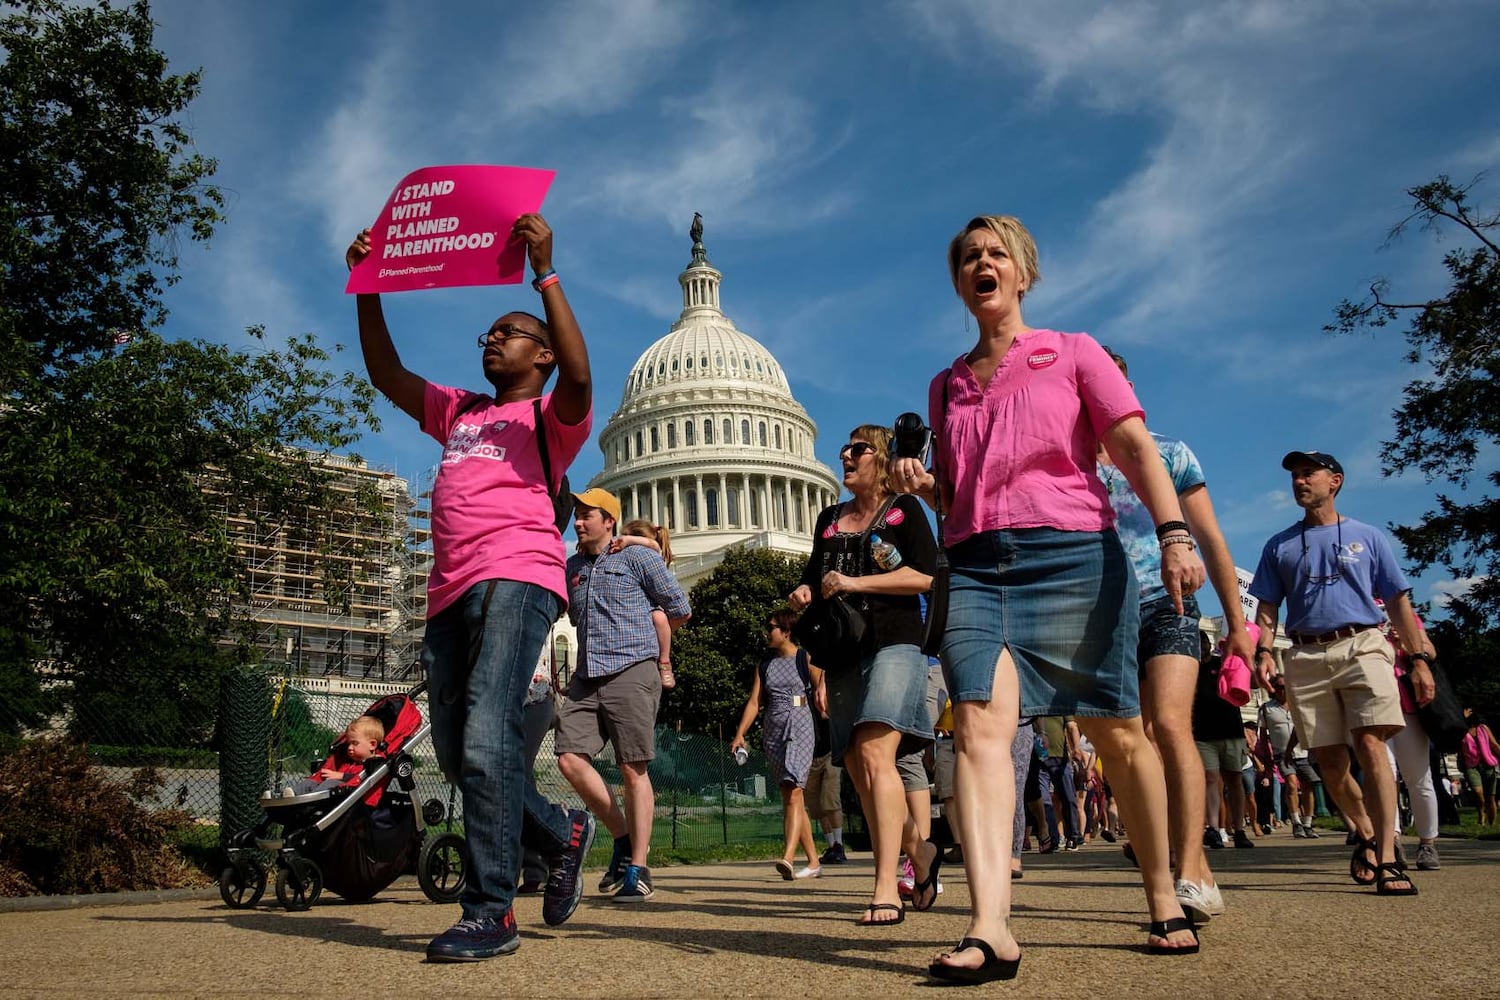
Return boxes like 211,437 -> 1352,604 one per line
50,663 -> 803,855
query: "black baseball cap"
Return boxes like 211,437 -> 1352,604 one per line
1281,450 -> 1343,475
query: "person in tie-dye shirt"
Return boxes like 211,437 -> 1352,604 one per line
1096,347 -> 1255,926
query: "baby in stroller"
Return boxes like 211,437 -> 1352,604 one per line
285,715 -> 386,796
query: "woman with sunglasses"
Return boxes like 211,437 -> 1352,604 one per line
892,215 -> 1207,984
788,424 -> 938,926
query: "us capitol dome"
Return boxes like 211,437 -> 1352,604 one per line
587,217 -> 843,586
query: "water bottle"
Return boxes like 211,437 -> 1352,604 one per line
733,745 -> 749,767
871,534 -> 903,571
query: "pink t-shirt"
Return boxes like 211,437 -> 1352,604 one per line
928,330 -> 1143,546
421,384 -> 592,617
1388,616 -> 1425,716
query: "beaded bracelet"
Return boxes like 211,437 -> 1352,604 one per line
1160,536 -> 1196,550
1154,520 -> 1189,540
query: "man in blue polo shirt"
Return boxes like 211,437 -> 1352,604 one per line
1248,450 -> 1436,896
557,487 -> 691,902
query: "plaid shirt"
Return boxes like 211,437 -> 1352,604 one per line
566,545 -> 690,679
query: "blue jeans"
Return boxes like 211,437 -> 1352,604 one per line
1037,756 -> 1080,842
423,580 -> 571,920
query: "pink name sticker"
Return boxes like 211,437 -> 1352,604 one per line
1027,350 -> 1059,369
345,164 -> 556,294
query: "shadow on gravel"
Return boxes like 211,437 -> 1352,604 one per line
93,908 -> 431,953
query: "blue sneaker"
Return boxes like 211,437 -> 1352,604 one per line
425,911 -> 519,962
598,835 -> 631,893
543,809 -> 596,927
613,863 -> 653,903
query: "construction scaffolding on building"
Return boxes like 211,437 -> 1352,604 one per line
207,451 -> 432,681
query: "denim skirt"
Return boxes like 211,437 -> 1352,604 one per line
825,641 -> 934,766
942,527 -> 1140,719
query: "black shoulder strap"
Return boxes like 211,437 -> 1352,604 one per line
795,648 -> 813,698
532,397 -> 554,494
860,493 -> 900,575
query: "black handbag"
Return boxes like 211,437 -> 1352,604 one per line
794,595 -> 870,675
793,496 -> 897,674
1400,661 -> 1466,753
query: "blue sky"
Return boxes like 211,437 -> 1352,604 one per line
146,0 -> 1500,619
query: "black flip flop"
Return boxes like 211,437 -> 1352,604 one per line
911,839 -> 943,912
857,902 -> 905,926
1147,917 -> 1200,956
928,937 -> 1021,985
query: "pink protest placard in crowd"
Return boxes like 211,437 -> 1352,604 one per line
345,164 -> 555,294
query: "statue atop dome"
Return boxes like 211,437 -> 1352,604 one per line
689,212 -> 708,265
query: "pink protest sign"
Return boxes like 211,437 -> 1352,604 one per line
345,164 -> 555,294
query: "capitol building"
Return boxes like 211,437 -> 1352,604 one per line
586,220 -> 843,587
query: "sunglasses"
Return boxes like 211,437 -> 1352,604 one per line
839,442 -> 877,460
477,322 -> 548,350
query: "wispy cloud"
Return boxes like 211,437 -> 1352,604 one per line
1429,575 -> 1483,608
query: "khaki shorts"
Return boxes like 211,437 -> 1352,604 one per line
896,748 -> 931,793
555,658 -> 661,764
1282,627 -> 1403,750
805,753 -> 842,821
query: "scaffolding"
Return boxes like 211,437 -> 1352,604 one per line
205,452 -> 431,680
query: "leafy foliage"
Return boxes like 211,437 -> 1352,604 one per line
1327,175 -> 1500,628
0,738 -> 208,895
0,2 -> 382,741
0,0 -> 223,385
662,546 -> 806,738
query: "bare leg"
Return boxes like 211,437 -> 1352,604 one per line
618,761 -> 654,866
1140,653 -> 1213,886
931,650 -> 1021,973
558,752 -> 627,839
780,786 -> 800,863
846,723 -> 907,921
1077,716 -> 1195,950
904,787 -> 932,859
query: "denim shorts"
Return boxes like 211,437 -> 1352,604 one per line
942,527 -> 1140,719
1138,592 -> 1202,667
825,642 -> 933,766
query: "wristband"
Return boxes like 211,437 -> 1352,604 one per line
1409,651 -> 1434,665
1255,648 -> 1274,660
1154,520 -> 1189,540
531,268 -> 558,291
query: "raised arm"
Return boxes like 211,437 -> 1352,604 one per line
346,229 -> 426,422
513,214 -> 591,426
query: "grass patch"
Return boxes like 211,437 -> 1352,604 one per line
1309,806 -> 1500,841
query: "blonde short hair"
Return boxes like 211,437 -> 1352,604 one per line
946,215 -> 1041,299
348,716 -> 385,743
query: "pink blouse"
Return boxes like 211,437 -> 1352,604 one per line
928,329 -> 1143,546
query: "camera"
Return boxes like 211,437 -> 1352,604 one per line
891,412 -> 933,465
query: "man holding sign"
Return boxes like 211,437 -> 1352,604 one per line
347,213 -> 595,962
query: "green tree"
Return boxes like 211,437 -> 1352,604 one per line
663,546 -> 806,738
0,0 -> 223,385
0,1 -> 382,742
1328,175 -> 1500,629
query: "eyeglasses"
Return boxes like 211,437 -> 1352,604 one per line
477,322 -> 548,350
839,443 -> 877,460
1300,519 -> 1344,585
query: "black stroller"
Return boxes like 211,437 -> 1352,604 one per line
218,682 -> 468,910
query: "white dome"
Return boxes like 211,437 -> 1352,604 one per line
589,220 -> 843,587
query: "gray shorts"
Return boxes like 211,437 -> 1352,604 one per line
934,737 -> 955,801
896,748 -> 930,793
805,753 -> 842,820
555,657 -> 660,764
1196,738 -> 1246,773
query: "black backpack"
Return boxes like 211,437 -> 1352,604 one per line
455,393 -> 573,532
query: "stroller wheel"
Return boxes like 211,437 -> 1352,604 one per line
275,857 -> 323,911
219,859 -> 266,909
417,832 -> 468,903
422,798 -> 446,826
